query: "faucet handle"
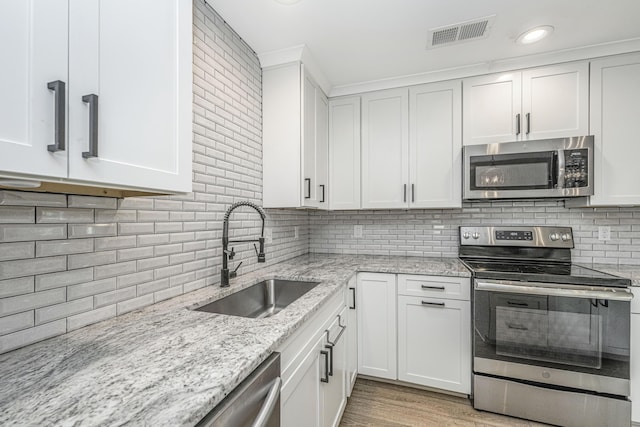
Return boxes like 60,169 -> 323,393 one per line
228,247 -> 235,260
230,261 -> 243,278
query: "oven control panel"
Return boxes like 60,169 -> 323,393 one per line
460,226 -> 574,248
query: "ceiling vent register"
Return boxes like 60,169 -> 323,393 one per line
427,15 -> 495,48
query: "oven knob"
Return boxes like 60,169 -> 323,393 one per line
561,233 -> 572,241
472,232 -> 480,240
549,233 -> 560,241
462,232 -> 470,239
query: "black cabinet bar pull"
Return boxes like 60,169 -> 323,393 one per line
349,287 -> 356,309
320,350 -> 329,383
515,113 -> 521,136
325,344 -> 334,376
411,184 -> 415,203
421,284 -> 445,290
82,94 -> 99,158
526,113 -> 531,135
47,80 -> 66,152
421,300 -> 445,307
319,184 -> 325,203
403,184 -> 407,203
304,178 -> 311,199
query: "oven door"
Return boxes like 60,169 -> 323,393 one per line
473,279 -> 632,397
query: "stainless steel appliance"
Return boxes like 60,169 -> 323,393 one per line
463,136 -> 594,200
459,226 -> 632,427
197,353 -> 281,427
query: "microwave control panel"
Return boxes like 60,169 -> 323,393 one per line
563,149 -> 588,188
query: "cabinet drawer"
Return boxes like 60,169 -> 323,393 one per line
398,274 -> 470,301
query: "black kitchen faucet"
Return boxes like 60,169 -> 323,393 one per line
221,201 -> 266,287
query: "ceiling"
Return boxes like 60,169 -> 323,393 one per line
208,0 -> 640,93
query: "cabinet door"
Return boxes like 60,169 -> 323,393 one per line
398,295 -> 471,394
409,81 -> 462,208
463,72 -> 522,145
281,335 -> 323,427
329,97 -> 361,210
67,0 -> 192,193
361,88 -> 409,208
522,62 -> 589,140
589,53 -> 640,206
357,273 -> 396,379
322,308 -> 348,427
316,91 -> 329,209
0,0 -> 68,179
302,71 -> 319,207
346,277 -> 358,396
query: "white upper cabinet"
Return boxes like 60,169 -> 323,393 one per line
0,0 -> 192,195
409,81 -> 462,208
463,62 -> 589,145
67,0 -> 192,193
263,63 -> 328,209
0,0 -> 69,179
585,53 -> 640,206
329,97 -> 361,210
360,82 -> 462,209
361,88 -> 409,209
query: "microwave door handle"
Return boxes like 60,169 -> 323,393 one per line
557,150 -> 565,189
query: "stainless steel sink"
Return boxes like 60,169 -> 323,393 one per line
194,279 -> 320,319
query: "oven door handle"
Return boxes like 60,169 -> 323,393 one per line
474,279 -> 633,301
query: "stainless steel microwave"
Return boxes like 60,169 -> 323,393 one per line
463,136 -> 594,200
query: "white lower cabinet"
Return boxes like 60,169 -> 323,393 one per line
356,272 -> 471,395
346,276 -> 358,396
397,295 -> 471,394
357,273 -> 397,379
279,289 -> 347,427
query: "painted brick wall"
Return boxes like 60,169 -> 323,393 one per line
0,0 -> 309,354
310,200 -> 640,265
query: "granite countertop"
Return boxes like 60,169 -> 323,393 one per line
0,254 -> 470,427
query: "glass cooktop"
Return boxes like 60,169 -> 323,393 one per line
461,259 -> 631,288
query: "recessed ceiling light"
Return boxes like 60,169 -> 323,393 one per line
274,0 -> 302,5
516,25 -> 554,45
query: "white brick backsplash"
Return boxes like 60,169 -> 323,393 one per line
0,1 -> 309,353
67,278 -> 116,301
35,297 -> 93,325
94,236 -> 137,251
68,251 -> 117,270
36,208 -> 94,224
0,191 -> 66,207
116,294 -> 154,315
0,207 -> 35,224
68,223 -> 117,239
0,277 -> 34,298
0,288 -> 66,317
93,261 -> 138,280
0,256 -> 67,281
67,305 -> 117,332
68,195 -> 117,210
94,210 -> 137,223
117,271 -> 154,289
0,224 -> 67,242
35,268 -> 93,292
94,287 -> 136,309
0,319 -> 66,353
0,311 -> 34,335
0,242 -> 35,261
36,239 -> 93,257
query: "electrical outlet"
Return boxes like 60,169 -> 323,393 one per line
354,225 -> 363,238
265,228 -> 273,244
294,226 -> 299,240
598,226 -> 611,241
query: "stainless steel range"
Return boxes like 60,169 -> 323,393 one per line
459,226 -> 632,427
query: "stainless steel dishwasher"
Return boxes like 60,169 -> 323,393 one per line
197,353 -> 281,427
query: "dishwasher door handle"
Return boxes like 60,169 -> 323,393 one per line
251,377 -> 282,427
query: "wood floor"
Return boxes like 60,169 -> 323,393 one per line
339,379 -> 550,427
